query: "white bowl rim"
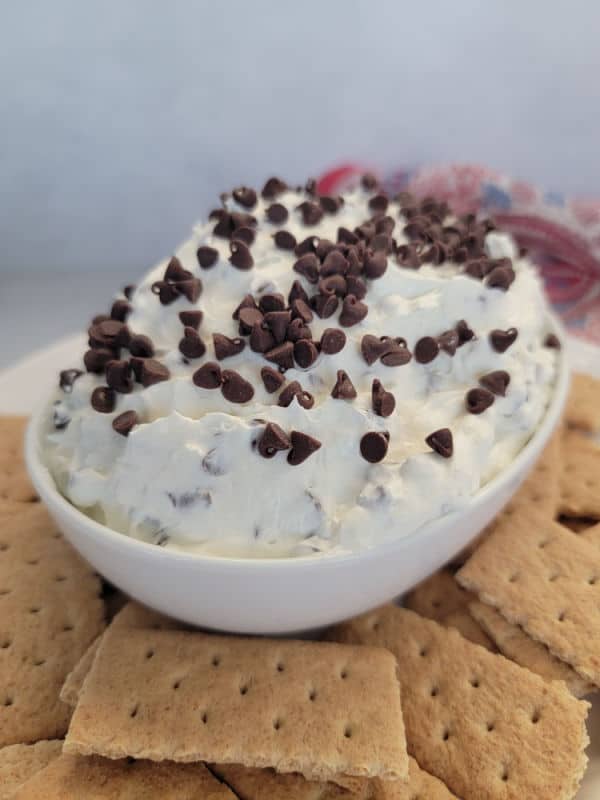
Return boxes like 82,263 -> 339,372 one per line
25,313 -> 570,571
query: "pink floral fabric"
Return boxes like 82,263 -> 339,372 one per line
318,164 -> 600,343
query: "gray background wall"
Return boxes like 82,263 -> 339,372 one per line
1,0 -> 599,284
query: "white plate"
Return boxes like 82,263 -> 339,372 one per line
1,334 -> 599,797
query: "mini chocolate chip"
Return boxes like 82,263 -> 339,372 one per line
232,226 -> 255,247
196,245 -> 219,269
266,203 -> 288,224
193,362 -> 222,389
151,280 -> 180,305
361,334 -> 388,365
438,330 -> 459,356
232,294 -> 258,320
261,176 -> 288,199
297,201 -> 323,226
232,186 -> 257,208
278,381 -> 314,409
288,280 -> 309,305
368,193 -> 389,212
177,278 -> 202,303
287,431 -> 321,465
339,295 -> 368,327
84,348 -> 115,373
238,306 -> 264,335
544,333 -> 561,349
320,328 -> 346,355
372,379 -> 395,417
486,265 -> 515,291
294,339 -> 319,369
213,333 -> 246,360
319,195 -> 343,214
140,359 -> 170,387
345,275 -> 367,300
261,366 -> 285,393
315,238 -> 336,260
229,240 -> 254,270
414,336 -> 440,364
356,221 -> 376,240
179,327 -> 206,359
106,360 -> 134,393
123,284 -> 136,300
364,250 -> 387,280
259,293 -> 286,313
370,234 -> 393,254
320,250 -> 349,277
258,422 -> 291,458
286,318 -> 312,342
265,342 -> 294,371
312,293 -> 338,319
331,370 -> 356,400
396,243 -> 422,269
375,215 -> 396,235
361,172 -> 379,190
110,299 -> 131,322
360,431 -> 389,463
59,369 -> 83,392
178,310 -> 203,330
464,258 -> 486,279
380,340 -> 412,367
91,386 -> 116,413
426,428 -> 453,458
466,387 -> 495,414
273,230 -> 297,250
129,334 -> 154,358
290,298 -> 313,323
89,319 -> 130,349
264,310 -> 292,343
456,319 -> 475,345
164,256 -> 189,282
221,370 -> 254,403
250,323 -> 276,353
112,410 -> 138,437
479,370 -> 510,396
422,242 -> 447,265
294,235 -> 319,257
293,253 -> 320,283
319,274 -> 347,297
337,227 -> 359,245
490,327 -> 518,353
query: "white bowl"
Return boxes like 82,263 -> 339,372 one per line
25,326 -> 569,635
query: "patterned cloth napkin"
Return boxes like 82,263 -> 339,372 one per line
318,164 -> 600,344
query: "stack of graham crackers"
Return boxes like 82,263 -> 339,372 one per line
1,374 -> 599,798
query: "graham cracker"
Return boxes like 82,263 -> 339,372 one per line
213,757 -> 456,799
565,372 -> 600,433
469,601 -> 595,698
404,569 -> 474,623
457,510 -> 600,685
0,740 -> 62,799
60,601 -> 184,707
559,429 -> 600,518
502,428 -> 561,519
65,628 -> 408,782
329,605 -> 589,800
0,416 -> 36,503
11,753 -> 237,799
0,504 -> 104,746
443,609 -> 495,651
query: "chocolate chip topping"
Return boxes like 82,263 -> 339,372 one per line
320,328 -> 346,355
544,333 -> 561,349
288,280 -> 309,305
261,176 -> 288,199
368,193 -> 389,213
250,323 -> 276,353
293,253 -> 320,284
91,386 -> 116,413
295,235 -> 319,257
238,306 -> 264,335
138,359 -> 170,387
438,330 -> 459,356
151,257 -> 202,305
361,335 -> 389,365
372,379 -> 395,417
110,299 -> 131,322
112,410 -> 138,437
297,201 -> 324,226
286,318 -> 312,343
294,339 -> 319,369
259,293 -> 286,313
414,336 -> 440,364
361,173 -> 379,190
466,387 -> 495,414
232,186 -> 257,208
290,298 -> 313,323
123,284 -> 135,300
196,246 -> 219,269
260,366 -> 285,394
232,226 -> 256,247
380,339 -> 411,367
363,251 -> 387,280
232,294 -> 258,320
88,319 -> 130,350
193,362 -> 222,389
258,422 -> 291,458
106,360 -> 134,394
339,295 -> 368,327
266,203 -> 288,224
426,428 -> 453,458
312,293 -> 338,319
486,265 -> 515,291
265,342 -> 294,371
128,334 -> 155,358
213,333 -> 246,360
287,431 -> 322,466
273,230 -> 297,250
229,240 -> 254,270
360,431 -> 389,463
178,310 -> 203,330
331,370 -> 357,400
490,327 -> 518,353
319,195 -> 343,214
479,370 -> 510,396
84,348 -> 114,373
278,381 -> 314,409
221,370 -> 254,403
59,369 -> 83,392
456,319 -> 475,346
179,327 -> 206,359
264,310 -> 292,343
